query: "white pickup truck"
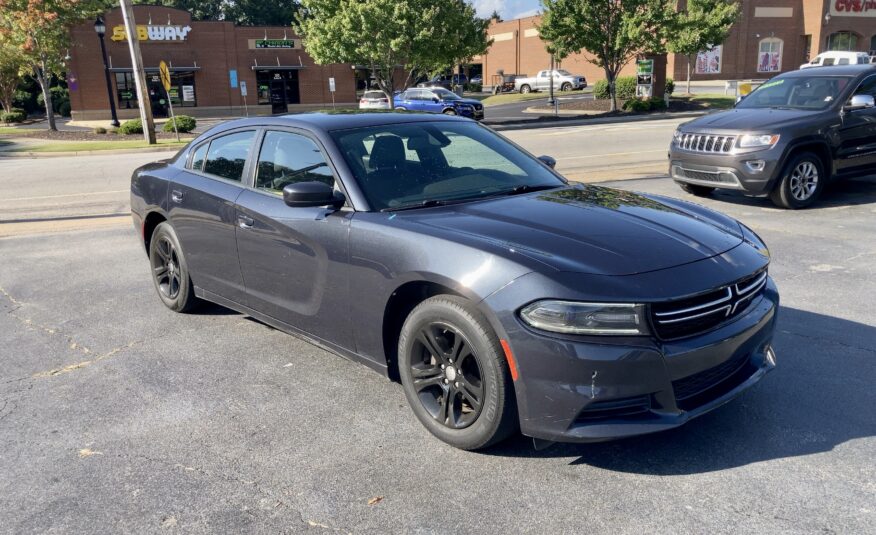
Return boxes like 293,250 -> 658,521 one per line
514,69 -> 587,93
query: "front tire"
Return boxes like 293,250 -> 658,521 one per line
560,82 -> 572,92
679,183 -> 715,197
519,84 -> 531,94
398,295 -> 517,450
769,152 -> 825,209
149,222 -> 199,312
443,108 -> 457,115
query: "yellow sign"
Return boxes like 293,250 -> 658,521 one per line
159,61 -> 171,92
738,82 -> 753,96
110,24 -> 192,42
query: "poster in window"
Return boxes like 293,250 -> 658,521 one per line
758,51 -> 782,72
695,46 -> 722,74
182,86 -> 195,102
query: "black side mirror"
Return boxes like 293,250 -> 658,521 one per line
537,155 -> 557,169
282,181 -> 345,208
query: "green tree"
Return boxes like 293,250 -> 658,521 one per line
0,40 -> 24,113
539,0 -> 675,111
132,0 -> 225,22
297,0 -> 491,104
668,0 -> 740,94
224,0 -> 302,26
0,0 -> 108,130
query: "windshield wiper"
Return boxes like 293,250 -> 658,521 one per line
494,184 -> 563,197
381,198 -> 462,212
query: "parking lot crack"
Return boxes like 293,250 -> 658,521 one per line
779,328 -> 876,356
32,340 -> 143,378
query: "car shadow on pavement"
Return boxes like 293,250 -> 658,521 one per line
486,306 -> 876,474
706,175 -> 876,209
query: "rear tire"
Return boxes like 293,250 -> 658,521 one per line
398,295 -> 518,450
679,183 -> 716,197
149,222 -> 199,313
519,84 -> 531,94
395,106 -> 406,111
769,152 -> 825,209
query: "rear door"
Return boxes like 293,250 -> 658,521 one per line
169,129 -> 258,305
837,75 -> 876,176
234,129 -> 353,346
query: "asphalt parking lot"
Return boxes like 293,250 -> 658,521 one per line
1,156 -> 875,532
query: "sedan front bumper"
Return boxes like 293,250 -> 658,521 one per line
483,277 -> 778,444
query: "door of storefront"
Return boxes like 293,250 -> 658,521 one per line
147,74 -> 168,118
270,79 -> 288,114
258,69 -> 301,113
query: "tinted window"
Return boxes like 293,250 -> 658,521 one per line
331,121 -> 564,211
255,131 -> 334,193
189,142 -> 207,171
737,75 -> 850,110
838,58 -> 850,65
823,58 -> 835,66
203,131 -> 255,182
853,76 -> 876,98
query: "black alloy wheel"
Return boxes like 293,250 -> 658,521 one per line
149,222 -> 198,312
409,322 -> 484,429
398,295 -> 517,450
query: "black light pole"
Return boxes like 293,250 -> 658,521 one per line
94,16 -> 120,127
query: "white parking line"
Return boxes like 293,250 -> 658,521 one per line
1,190 -> 129,202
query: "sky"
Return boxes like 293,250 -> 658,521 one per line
471,0 -> 541,20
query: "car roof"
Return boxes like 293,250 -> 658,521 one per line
785,64 -> 876,77
204,111 -> 467,135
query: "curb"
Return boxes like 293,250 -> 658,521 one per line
0,145 -> 183,158
487,111 -> 707,131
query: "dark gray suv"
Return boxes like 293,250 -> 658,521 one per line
669,65 -> 876,208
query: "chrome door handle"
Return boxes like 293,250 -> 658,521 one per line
238,214 -> 254,228
171,190 -> 184,203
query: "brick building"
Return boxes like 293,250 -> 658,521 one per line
67,5 -> 357,121
478,0 -> 876,87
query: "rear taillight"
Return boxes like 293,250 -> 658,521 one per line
360,99 -> 367,104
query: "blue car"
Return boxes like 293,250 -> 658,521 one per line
394,87 -> 484,120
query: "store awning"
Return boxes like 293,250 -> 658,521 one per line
251,65 -> 306,71
109,66 -> 201,73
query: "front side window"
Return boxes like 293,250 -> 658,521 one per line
852,76 -> 876,99
255,131 -> 334,193
331,121 -> 565,211
758,38 -> 783,73
738,75 -> 852,110
203,131 -> 256,182
432,88 -> 460,101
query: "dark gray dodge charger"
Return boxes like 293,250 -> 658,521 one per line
131,113 -> 778,450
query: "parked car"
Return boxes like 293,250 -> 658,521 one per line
394,87 -> 484,120
800,51 -> 871,69
132,112 -> 778,450
669,64 -> 876,209
514,69 -> 587,93
470,75 -> 483,85
358,90 -> 391,110
419,74 -> 468,90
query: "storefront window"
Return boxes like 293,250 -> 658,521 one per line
827,32 -> 858,51
757,38 -> 783,73
255,70 -> 300,106
115,71 -> 197,110
870,35 -> 876,55
116,72 -> 138,109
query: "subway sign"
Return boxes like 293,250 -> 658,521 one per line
111,25 -> 193,42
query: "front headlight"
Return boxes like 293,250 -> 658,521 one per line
738,134 -> 780,149
672,129 -> 683,144
519,300 -> 650,336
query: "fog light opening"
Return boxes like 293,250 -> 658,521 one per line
745,160 -> 766,173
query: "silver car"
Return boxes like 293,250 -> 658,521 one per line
359,91 -> 391,110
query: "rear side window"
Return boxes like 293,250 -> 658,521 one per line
203,131 -> 256,182
823,58 -> 835,66
838,58 -> 850,65
853,76 -> 876,98
255,131 -> 334,193
189,142 -> 207,171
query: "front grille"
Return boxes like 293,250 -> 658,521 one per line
651,270 -> 768,340
675,167 -> 737,184
677,133 -> 736,153
575,395 -> 651,422
672,351 -> 753,410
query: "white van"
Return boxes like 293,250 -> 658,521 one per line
800,51 -> 872,69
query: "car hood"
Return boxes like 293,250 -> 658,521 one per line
683,107 -> 820,132
453,98 -> 483,106
405,186 -> 744,276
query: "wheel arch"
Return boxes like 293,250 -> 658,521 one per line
782,140 -> 833,179
142,210 -> 168,253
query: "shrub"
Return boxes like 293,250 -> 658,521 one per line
36,86 -> 70,113
1,108 -> 26,123
119,118 -> 143,135
593,75 -> 637,100
665,78 -> 675,96
621,96 -> 669,113
648,96 -> 667,111
162,115 -> 197,133
58,100 -> 71,117
93,126 -> 107,134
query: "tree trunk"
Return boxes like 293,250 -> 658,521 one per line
605,67 -> 617,112
0,92 -> 12,114
34,65 -> 56,131
687,55 -> 693,95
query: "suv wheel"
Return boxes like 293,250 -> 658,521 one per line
769,152 -> 825,209
679,183 -> 715,197
519,84 -> 531,94
560,82 -> 572,91
398,295 -> 518,450
443,108 -> 457,115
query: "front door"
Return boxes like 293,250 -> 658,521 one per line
234,129 -> 353,347
837,75 -> 876,176
147,75 -> 168,118
270,79 -> 288,114
169,129 -> 258,305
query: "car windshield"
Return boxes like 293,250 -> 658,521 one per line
737,75 -> 852,110
330,121 -> 565,211
432,88 -> 461,101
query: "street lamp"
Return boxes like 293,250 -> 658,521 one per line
94,16 -> 120,127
